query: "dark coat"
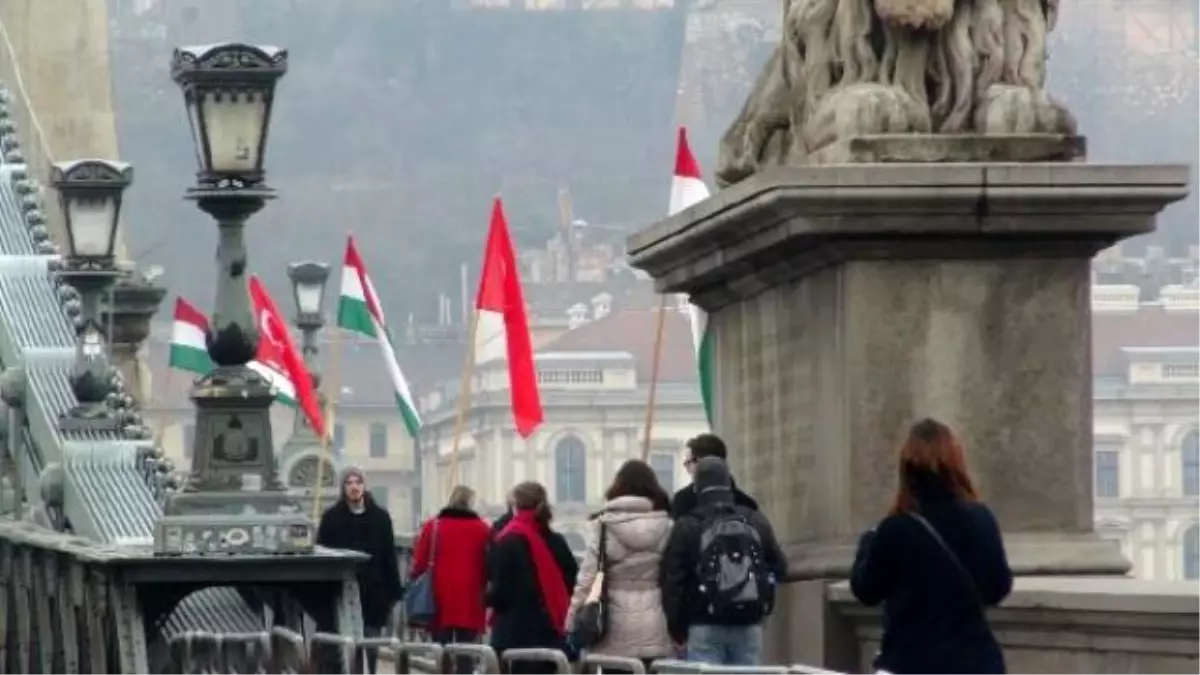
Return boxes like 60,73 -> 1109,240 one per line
317,497 -> 404,627
850,494 -> 1013,674
659,490 -> 787,643
411,507 -> 492,633
487,524 -> 579,657
669,479 -> 759,519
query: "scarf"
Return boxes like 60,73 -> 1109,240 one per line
499,508 -> 569,636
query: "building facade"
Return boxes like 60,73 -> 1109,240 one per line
1091,275 -> 1199,581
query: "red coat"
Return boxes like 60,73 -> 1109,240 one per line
410,507 -> 492,632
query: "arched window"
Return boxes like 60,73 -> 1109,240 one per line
1184,525 -> 1199,581
554,435 -> 587,504
1182,430 -> 1199,497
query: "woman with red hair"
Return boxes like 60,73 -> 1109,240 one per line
851,418 -> 1013,674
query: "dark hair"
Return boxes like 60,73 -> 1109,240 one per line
511,480 -> 553,526
889,418 -> 979,515
605,459 -> 671,511
685,433 -> 727,461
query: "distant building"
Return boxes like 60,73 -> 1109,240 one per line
1091,283 -> 1199,581
417,303 -> 704,549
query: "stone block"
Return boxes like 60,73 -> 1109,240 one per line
627,163 -> 1189,584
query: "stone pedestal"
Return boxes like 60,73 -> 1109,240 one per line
626,163 -> 1190,666
829,577 -> 1200,674
103,276 -> 167,404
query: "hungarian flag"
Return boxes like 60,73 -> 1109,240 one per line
475,198 -> 543,437
168,296 -> 297,407
337,235 -> 423,438
670,127 -> 715,426
248,276 -> 327,439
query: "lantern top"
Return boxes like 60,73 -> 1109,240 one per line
288,261 -> 331,286
171,43 -> 288,86
50,159 -> 133,192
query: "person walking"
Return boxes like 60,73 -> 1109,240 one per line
661,457 -> 786,666
566,460 -> 674,670
316,466 -> 404,674
410,485 -> 491,671
488,481 -> 579,674
670,434 -> 758,518
850,418 -> 1013,674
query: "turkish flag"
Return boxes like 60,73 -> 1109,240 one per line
248,275 -> 326,439
475,198 -> 543,437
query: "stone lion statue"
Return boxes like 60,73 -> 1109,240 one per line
717,0 -> 1076,185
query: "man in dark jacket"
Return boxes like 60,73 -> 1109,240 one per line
317,466 -> 404,673
670,433 -> 759,518
660,457 -> 787,666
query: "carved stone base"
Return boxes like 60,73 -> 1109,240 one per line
809,133 -> 1086,165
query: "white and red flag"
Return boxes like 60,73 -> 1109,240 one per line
474,197 -> 543,438
248,275 -> 327,439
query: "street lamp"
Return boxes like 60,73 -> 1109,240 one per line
281,261 -> 339,497
50,159 -> 132,432
154,42 -> 312,556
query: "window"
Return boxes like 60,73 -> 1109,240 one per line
650,453 -> 675,491
1163,364 -> 1199,379
537,370 -> 604,385
1183,430 -> 1199,497
554,435 -> 587,503
333,423 -> 346,456
371,486 -> 390,511
1094,450 -> 1120,498
1185,525 -> 1199,581
183,424 -> 196,461
369,423 -> 388,458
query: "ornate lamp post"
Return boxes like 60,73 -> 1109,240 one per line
154,43 -> 313,556
51,159 -> 132,433
280,261 -> 339,496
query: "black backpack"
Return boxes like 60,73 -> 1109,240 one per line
693,506 -> 775,622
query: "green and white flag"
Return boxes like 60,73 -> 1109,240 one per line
670,127 -> 715,426
337,236 -> 423,438
169,296 -> 297,405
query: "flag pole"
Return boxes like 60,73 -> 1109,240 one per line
311,325 -> 345,525
640,296 -> 669,461
448,310 -> 481,492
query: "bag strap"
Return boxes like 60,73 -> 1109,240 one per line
905,512 -> 984,610
428,517 -> 439,566
596,521 -> 608,571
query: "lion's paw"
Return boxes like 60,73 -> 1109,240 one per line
802,83 -> 931,158
974,84 -> 1078,136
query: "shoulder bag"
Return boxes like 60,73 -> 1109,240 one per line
405,518 -> 439,628
571,521 -> 610,647
906,511 -> 986,611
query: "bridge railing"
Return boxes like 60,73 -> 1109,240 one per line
162,630 -> 841,674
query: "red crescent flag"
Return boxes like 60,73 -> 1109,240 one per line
248,275 -> 326,439
475,197 -> 543,437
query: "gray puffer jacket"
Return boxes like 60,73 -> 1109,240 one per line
565,495 -> 674,660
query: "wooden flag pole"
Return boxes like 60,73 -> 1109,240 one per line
641,296 -> 669,461
311,326 -> 345,525
448,310 -> 482,493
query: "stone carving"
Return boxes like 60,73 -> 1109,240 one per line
717,0 -> 1076,185
213,415 -> 259,465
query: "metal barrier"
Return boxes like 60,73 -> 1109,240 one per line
167,631 -> 273,674
650,659 -> 791,673
267,627 -> 307,673
501,647 -> 572,673
393,642 -> 445,673
581,654 -> 648,673
443,643 -> 503,673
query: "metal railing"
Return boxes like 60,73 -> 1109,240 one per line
164,631 -> 842,674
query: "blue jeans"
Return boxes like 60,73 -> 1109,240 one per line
686,623 -> 764,666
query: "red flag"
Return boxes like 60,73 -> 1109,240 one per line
475,197 -> 543,437
248,275 -> 327,439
